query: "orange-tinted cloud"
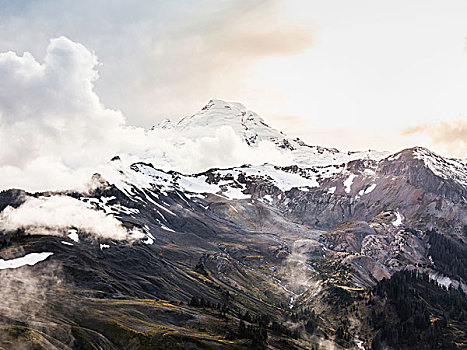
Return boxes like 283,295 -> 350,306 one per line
402,118 -> 467,158
212,1 -> 314,58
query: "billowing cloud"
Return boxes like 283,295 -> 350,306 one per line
0,0 -> 314,126
0,0 -> 466,159
147,123 -> 290,176
0,36 -> 140,190
0,195 -> 144,240
402,118 -> 467,158
0,37 -> 289,192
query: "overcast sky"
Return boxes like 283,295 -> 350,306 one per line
0,0 -> 466,191
1,0 -> 466,154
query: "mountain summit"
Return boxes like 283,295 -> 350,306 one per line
154,99 -> 281,145
153,99 -> 389,167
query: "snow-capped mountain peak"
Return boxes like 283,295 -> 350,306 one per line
152,118 -> 174,130
151,99 -> 389,167
410,147 -> 467,188
171,99 -> 278,146
201,99 -> 249,114
147,99 -> 463,190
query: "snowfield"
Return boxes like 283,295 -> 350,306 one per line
0,252 -> 53,270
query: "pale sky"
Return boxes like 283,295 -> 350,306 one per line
0,0 -> 466,159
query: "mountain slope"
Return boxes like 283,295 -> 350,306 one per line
0,100 -> 466,349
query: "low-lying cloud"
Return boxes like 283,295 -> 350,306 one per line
0,195 -> 144,241
0,37 -> 289,192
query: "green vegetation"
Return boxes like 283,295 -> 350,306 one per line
370,270 -> 467,350
427,230 -> 467,281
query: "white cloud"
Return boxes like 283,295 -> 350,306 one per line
0,1 -> 466,159
0,195 -> 144,241
0,38 -> 127,190
0,37 -> 289,192
0,0 -> 315,128
145,125 -> 289,173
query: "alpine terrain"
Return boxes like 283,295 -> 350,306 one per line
1,100 -> 466,350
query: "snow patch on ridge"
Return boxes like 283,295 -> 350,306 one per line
392,212 -> 403,227
0,252 -> 53,270
68,229 -> 79,242
412,147 -> 467,189
101,162 -> 320,201
344,174 -> 357,193
364,183 -> 377,194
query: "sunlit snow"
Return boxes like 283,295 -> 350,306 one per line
0,252 -> 53,270
344,174 -> 357,194
392,212 -> 403,227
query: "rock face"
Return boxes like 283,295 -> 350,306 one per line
0,100 -> 466,349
